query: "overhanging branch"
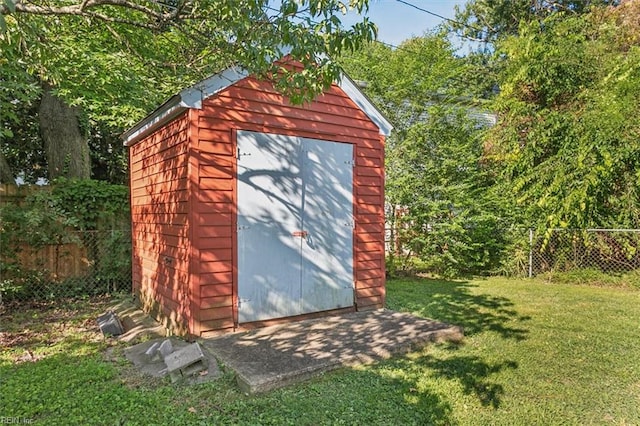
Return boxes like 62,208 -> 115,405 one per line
2,0 -> 184,29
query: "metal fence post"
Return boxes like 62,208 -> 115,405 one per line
528,228 -> 533,278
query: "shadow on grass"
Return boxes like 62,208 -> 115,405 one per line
227,366 -> 457,426
387,277 -> 530,340
382,277 -> 526,410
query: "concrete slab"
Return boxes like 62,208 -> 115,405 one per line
202,309 -> 463,394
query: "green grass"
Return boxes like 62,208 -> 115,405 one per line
1,278 -> 639,425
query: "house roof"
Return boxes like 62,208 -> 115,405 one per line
121,66 -> 393,146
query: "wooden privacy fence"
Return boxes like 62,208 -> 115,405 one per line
1,229 -> 132,303
16,237 -> 92,281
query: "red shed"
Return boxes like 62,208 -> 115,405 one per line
122,65 -> 392,337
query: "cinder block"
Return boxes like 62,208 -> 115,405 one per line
144,342 -> 161,361
164,342 -> 208,383
97,311 -> 124,337
158,339 -> 174,359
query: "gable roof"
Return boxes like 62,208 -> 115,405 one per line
121,66 -> 392,146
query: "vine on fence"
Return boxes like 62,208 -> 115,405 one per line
0,179 -> 130,303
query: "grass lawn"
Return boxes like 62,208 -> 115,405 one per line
1,277 -> 639,425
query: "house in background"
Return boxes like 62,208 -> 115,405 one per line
122,62 -> 392,337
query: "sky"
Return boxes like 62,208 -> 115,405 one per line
342,0 -> 469,46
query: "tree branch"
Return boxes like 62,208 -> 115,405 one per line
2,0 -> 183,29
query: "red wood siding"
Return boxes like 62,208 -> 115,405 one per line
191,77 -> 385,335
129,112 -> 192,334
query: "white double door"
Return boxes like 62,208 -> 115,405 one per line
236,131 -> 354,323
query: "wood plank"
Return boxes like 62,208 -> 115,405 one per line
134,223 -> 187,236
198,128 -> 233,143
198,140 -> 234,155
200,283 -> 233,298
200,248 -> 233,262
356,250 -> 383,262
356,223 -> 384,234
355,213 -> 384,224
355,185 -> 382,196
199,295 -> 234,310
354,176 -> 382,187
355,166 -> 382,177
131,138 -> 188,168
357,295 -> 384,308
198,225 -> 233,238
133,232 -> 188,246
356,268 -> 383,280
131,177 -> 188,197
195,201 -> 234,213
356,277 -> 384,289
200,260 -> 233,274
134,243 -> 189,260
199,164 -> 233,180
200,319 -> 235,333
200,306 -> 234,321
356,195 -> 381,205
358,259 -> 384,271
356,203 -> 382,215
199,178 -> 234,191
199,271 -> 233,285
356,232 -> 384,244
196,212 -> 232,226
356,241 -> 384,252
131,190 -> 189,206
131,213 -> 188,226
131,200 -> 189,213
356,286 -> 385,299
130,162 -> 187,184
356,156 -> 382,168
198,236 -> 233,250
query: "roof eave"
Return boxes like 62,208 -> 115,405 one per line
121,95 -> 186,147
121,67 -> 249,147
337,72 -> 393,137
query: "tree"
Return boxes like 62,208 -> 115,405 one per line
452,0 -> 618,44
485,1 -> 640,230
39,86 -> 91,179
341,35 -> 505,276
0,0 -> 377,182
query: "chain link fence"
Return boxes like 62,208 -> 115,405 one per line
529,228 -> 640,279
0,229 -> 131,305
385,222 -> 640,282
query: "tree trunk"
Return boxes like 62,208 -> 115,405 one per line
39,86 -> 91,180
0,148 -> 14,184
